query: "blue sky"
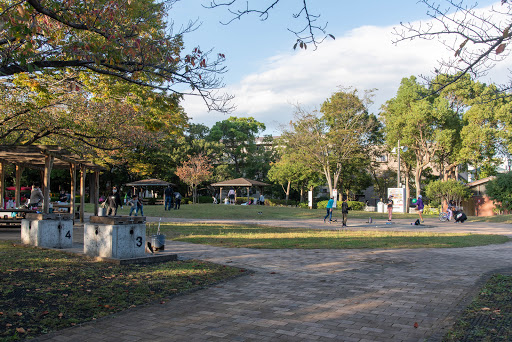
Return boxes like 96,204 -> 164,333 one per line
169,0 -> 507,134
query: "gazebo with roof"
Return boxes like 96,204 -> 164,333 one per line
0,145 -> 104,222
124,178 -> 175,199
210,177 -> 270,203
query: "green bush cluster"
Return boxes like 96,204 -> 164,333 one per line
317,200 -> 364,210
423,205 -> 440,215
198,196 -> 214,203
266,199 -> 298,207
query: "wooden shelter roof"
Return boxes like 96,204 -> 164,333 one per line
125,179 -> 175,187
0,145 -> 104,170
211,177 -> 270,187
466,176 -> 496,188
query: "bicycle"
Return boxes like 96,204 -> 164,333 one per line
439,211 -> 449,222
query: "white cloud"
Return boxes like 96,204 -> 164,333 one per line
183,7 -> 511,135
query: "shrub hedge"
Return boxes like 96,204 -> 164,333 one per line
317,200 -> 364,210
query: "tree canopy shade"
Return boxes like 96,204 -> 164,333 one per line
486,172 -> 512,212
207,117 -> 266,177
393,0 -> 512,94
282,88 -> 381,196
380,76 -> 457,196
0,0 -> 231,111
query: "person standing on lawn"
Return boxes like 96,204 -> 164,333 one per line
341,197 -> 350,227
323,196 -> 334,223
387,195 -> 394,221
136,195 -> 144,216
128,195 -> 138,216
174,192 -> 182,210
417,194 -> 424,224
164,184 -> 174,211
106,186 -> 122,216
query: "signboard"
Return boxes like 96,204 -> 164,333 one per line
387,187 -> 406,213
308,191 -> 313,209
332,189 -> 338,208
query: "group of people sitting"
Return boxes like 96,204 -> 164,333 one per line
220,190 -> 265,205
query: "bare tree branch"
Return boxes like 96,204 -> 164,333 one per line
394,0 -> 512,94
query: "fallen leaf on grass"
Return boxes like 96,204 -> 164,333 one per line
58,313 -> 64,318
16,312 -> 22,316
16,327 -> 26,334
481,307 -> 491,311
414,322 -> 419,328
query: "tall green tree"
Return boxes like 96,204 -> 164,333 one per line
487,173 -> 512,213
283,88 -> 380,196
432,73 -> 512,181
207,117 -> 266,177
381,76 -> 458,197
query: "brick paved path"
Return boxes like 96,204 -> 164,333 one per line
32,218 -> 512,342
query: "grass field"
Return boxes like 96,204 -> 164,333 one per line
0,241 -> 243,341
444,274 -> 512,341
82,202 -> 512,222
153,223 -> 510,249
83,203 -> 438,221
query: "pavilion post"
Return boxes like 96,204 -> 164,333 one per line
94,170 -> 100,216
0,162 -> 4,209
80,165 -> 86,223
246,187 -> 250,200
15,164 -> 23,207
219,187 -> 223,204
70,163 -> 77,217
43,155 -> 54,213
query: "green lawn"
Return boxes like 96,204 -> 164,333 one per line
83,203 -> 429,220
444,274 -> 512,341
154,223 -> 510,249
0,241 -> 243,341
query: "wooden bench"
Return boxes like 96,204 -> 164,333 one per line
0,218 -> 22,228
141,199 -> 164,205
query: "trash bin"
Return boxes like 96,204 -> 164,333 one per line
97,207 -> 106,216
151,234 -> 165,251
377,201 -> 385,213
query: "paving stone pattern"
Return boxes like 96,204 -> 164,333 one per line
33,219 -> 512,342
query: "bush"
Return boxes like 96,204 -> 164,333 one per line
487,173 -> 512,212
317,200 -> 329,209
425,179 -> 471,207
423,205 -> 440,215
317,200 -> 364,210
348,201 -> 364,211
198,196 -> 214,203
266,199 -> 298,207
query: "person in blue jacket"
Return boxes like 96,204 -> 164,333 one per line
417,194 -> 424,224
324,196 -> 334,223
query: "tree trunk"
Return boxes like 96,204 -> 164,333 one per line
414,164 -> 422,197
285,181 -> 291,203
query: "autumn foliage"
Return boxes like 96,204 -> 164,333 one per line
175,154 -> 213,203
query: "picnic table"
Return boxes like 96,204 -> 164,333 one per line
0,208 -> 37,228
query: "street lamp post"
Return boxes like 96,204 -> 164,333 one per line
392,140 -> 407,188
397,140 -> 401,188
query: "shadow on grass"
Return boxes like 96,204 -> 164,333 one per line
0,241 -> 242,341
